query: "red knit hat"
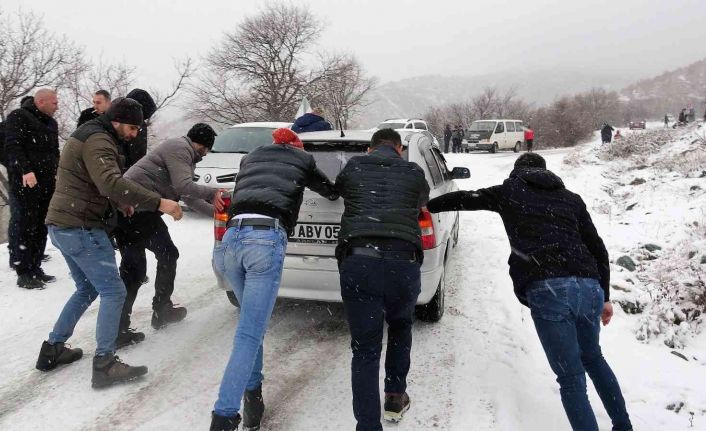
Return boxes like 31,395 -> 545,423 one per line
272,128 -> 303,149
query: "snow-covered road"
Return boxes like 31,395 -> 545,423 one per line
1,142 -> 703,430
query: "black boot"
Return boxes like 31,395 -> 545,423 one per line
151,303 -> 187,329
34,268 -> 57,283
210,412 -> 241,431
92,353 -> 148,389
115,328 -> 146,349
36,341 -> 83,371
383,392 -> 411,423
17,273 -> 45,289
243,385 -> 264,430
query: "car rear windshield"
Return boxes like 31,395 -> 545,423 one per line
469,121 -> 497,132
303,141 -> 369,181
211,127 -> 274,153
377,122 -> 406,130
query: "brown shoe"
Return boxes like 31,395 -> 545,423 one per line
92,353 -> 148,389
383,392 -> 411,422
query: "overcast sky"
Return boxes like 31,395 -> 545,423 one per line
3,0 -> 706,94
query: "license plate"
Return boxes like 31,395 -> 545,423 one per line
290,223 -> 340,244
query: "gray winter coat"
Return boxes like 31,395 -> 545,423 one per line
124,136 -> 214,215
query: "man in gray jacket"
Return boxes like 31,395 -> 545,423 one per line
115,123 -> 224,347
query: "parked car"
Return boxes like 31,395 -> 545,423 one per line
213,129 -> 471,322
193,122 -> 291,191
375,118 -> 429,131
464,119 -> 525,153
628,120 -> 646,130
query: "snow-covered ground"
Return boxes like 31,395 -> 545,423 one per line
0,127 -> 704,430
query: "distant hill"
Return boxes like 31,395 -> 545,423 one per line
620,58 -> 706,118
351,69 -> 639,128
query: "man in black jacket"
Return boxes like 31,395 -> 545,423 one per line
4,89 -> 60,289
76,89 -> 111,127
123,88 -> 156,169
443,124 -> 452,153
210,128 -> 338,431
334,128 -> 429,431
427,153 -> 632,431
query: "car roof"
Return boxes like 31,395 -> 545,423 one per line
228,121 -> 292,129
299,129 -> 421,143
379,118 -> 425,123
472,119 -> 523,122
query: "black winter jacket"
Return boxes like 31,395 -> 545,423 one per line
77,107 -> 100,127
228,144 -> 339,235
291,113 -> 332,133
4,99 -> 59,196
427,167 -> 610,306
120,89 -> 157,170
334,145 -> 430,261
0,121 -> 6,167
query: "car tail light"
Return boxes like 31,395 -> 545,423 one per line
214,192 -> 232,241
419,208 -> 436,250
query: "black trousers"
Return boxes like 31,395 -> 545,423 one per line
116,211 -> 179,330
443,138 -> 451,153
339,251 -> 421,431
8,184 -> 50,276
452,138 -> 462,153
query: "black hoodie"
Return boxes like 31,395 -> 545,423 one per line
427,167 -> 609,306
122,88 -> 157,169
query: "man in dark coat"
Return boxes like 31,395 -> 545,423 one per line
291,108 -> 332,133
4,89 -> 60,288
426,153 -> 632,431
334,128 -> 429,431
452,124 -> 464,153
77,89 -> 111,127
123,88 -> 157,169
600,123 -> 614,144
443,124 -> 452,153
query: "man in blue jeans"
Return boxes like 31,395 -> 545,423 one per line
211,128 -> 338,431
36,98 -> 183,388
335,128 -> 429,431
427,153 -> 632,431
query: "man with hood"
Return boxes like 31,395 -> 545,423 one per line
600,123 -> 614,144
210,128 -> 338,431
36,97 -> 183,388
115,123 -> 226,347
4,89 -> 60,289
426,153 -> 632,431
123,88 -> 157,168
291,107 -> 332,133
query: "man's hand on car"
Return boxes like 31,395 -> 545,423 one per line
213,189 -> 227,212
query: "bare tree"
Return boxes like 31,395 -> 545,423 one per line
307,52 -> 376,129
189,2 -> 341,125
0,10 -> 85,120
471,87 -> 499,120
150,57 -> 194,119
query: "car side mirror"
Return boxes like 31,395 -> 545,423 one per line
451,167 -> 470,179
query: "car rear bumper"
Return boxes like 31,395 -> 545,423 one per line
213,244 -> 445,305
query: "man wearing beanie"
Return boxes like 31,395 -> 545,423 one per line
115,123 -> 225,345
426,152 -> 632,431
210,128 -> 338,431
37,97 -> 184,388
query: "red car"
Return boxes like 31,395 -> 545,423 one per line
628,120 -> 646,130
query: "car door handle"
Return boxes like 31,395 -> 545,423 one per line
303,256 -> 319,264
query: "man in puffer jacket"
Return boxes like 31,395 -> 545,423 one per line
291,107 -> 332,133
427,153 -> 632,431
114,123 -> 225,347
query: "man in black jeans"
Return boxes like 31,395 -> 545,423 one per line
335,128 -> 429,431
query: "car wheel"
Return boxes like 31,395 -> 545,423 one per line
226,290 -> 240,307
513,142 -> 521,153
415,266 -> 445,322
490,143 -> 498,154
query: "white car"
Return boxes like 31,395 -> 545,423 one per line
465,119 -> 525,153
213,129 -> 471,322
376,118 -> 429,131
193,122 -> 291,190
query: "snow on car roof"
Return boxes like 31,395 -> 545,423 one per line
299,129 -> 419,142
229,121 -> 292,128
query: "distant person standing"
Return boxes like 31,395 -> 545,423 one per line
4,89 -> 60,289
291,107 -> 332,133
77,90 -> 111,127
524,125 -> 535,152
678,109 -> 687,124
688,106 -> 695,123
664,114 -> 669,128
600,123 -> 614,144
452,125 -> 464,153
443,124 -> 452,153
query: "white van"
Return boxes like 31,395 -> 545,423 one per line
465,119 -> 525,153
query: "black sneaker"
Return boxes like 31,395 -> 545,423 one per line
243,385 -> 264,430
383,392 -> 411,423
151,303 -> 187,329
210,412 -> 241,431
17,274 -> 45,289
141,275 -> 150,285
36,341 -> 83,371
34,269 -> 57,283
115,328 -> 146,349
92,353 -> 148,389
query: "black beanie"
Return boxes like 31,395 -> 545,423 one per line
514,152 -> 546,169
126,88 -> 157,120
106,97 -> 143,126
187,123 -> 218,149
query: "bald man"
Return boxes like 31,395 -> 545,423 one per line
4,89 -> 60,289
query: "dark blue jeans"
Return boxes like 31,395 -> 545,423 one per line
339,253 -> 421,431
527,277 -> 632,431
